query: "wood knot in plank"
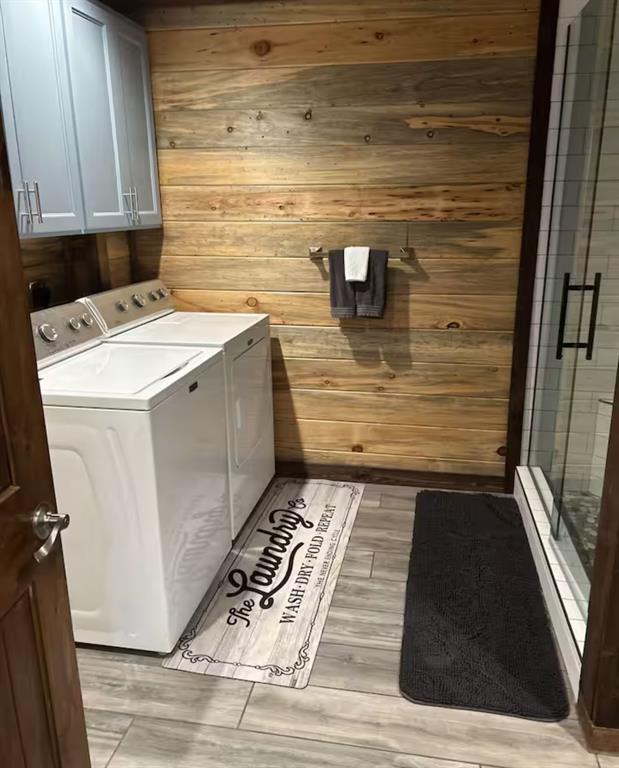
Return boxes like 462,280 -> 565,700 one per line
253,39 -> 272,57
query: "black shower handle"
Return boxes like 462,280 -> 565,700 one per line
585,272 -> 602,360
555,272 -> 571,360
555,271 -> 602,360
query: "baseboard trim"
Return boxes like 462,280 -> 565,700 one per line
578,697 -> 619,753
275,461 -> 504,493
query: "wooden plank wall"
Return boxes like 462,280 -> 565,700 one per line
95,232 -> 133,290
21,232 -> 132,309
20,236 -> 100,308
131,0 -> 541,483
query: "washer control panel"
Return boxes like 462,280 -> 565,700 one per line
32,303 -> 104,364
79,280 -> 174,333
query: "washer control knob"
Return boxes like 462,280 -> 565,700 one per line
149,290 -> 160,301
132,293 -> 146,308
37,323 -> 58,343
116,300 -> 129,312
158,287 -> 169,298
81,312 -> 94,327
67,317 -> 81,332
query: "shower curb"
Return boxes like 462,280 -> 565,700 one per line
514,467 -> 581,700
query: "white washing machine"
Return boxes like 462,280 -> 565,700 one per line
80,281 -> 275,539
32,302 -> 231,652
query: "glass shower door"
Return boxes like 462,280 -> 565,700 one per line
527,13 -> 592,526
528,0 -> 618,590
556,0 -> 619,579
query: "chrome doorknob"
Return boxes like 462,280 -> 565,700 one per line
32,503 -> 70,563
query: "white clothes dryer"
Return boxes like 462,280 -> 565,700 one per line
80,281 -> 275,539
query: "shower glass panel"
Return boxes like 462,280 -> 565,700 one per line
528,0 -> 618,604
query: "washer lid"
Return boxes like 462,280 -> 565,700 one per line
115,312 -> 268,347
39,343 -> 221,410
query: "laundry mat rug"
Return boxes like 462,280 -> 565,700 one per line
400,491 -> 569,721
164,478 -> 364,688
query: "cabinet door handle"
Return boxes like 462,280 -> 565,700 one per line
123,188 -> 134,221
33,181 -> 44,223
132,186 -> 139,223
21,180 -> 34,226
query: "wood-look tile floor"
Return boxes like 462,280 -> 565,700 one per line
77,484 -> 618,768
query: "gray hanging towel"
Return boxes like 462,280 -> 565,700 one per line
355,249 -> 388,318
328,249 -> 355,318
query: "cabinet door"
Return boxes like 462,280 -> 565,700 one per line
0,0 -> 84,237
114,22 -> 161,228
64,0 -> 133,231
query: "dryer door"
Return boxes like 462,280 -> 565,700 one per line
231,335 -> 270,469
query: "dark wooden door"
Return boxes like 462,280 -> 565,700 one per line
0,122 -> 91,764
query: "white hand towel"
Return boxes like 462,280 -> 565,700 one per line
344,246 -> 370,282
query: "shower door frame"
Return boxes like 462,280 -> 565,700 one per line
505,0 -> 560,493
551,84 -> 619,768
506,0 -> 619,749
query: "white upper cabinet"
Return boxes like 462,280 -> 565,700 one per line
64,0 -> 132,231
64,0 -> 161,231
114,21 -> 161,228
0,0 -> 85,236
0,0 -> 161,238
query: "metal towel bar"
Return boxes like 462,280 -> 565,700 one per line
308,246 -> 414,261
